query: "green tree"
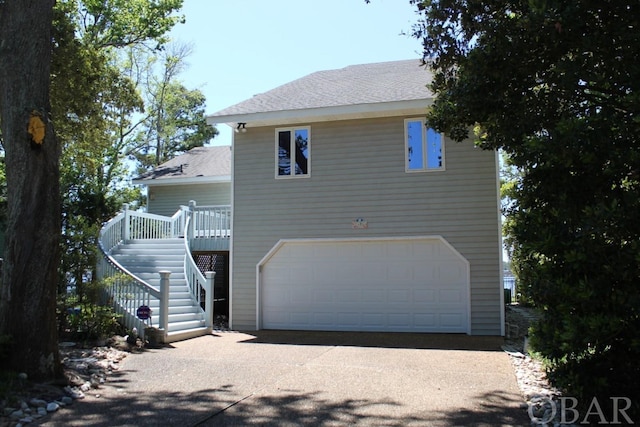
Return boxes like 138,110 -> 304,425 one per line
78,0 -> 184,49
410,0 -> 640,417
127,44 -> 218,171
0,0 -> 185,379
0,0 -> 63,380
52,0 -> 186,300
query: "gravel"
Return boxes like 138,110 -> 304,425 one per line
504,305 -> 580,427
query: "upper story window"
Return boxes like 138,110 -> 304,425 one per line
276,126 -> 310,178
405,118 -> 444,172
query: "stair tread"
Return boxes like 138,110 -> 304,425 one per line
166,326 -> 209,336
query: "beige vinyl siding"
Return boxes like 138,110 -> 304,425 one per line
232,116 -> 501,334
147,182 -> 231,216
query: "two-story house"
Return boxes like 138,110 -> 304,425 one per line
205,59 -> 504,335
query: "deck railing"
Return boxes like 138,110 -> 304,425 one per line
188,201 -> 231,239
100,204 -> 189,253
123,204 -> 188,240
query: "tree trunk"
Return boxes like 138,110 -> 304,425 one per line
0,0 -> 63,381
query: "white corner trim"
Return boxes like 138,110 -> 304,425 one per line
496,149 -> 506,337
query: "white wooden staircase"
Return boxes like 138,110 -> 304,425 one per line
109,238 -> 209,342
98,203 -> 230,344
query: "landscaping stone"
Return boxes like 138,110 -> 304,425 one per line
9,410 -> 23,419
0,335 -> 137,426
28,399 -> 46,408
505,305 -> 579,427
63,386 -> 85,400
45,402 -> 59,413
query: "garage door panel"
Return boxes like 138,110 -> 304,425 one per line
437,262 -> 466,283
440,313 -> 465,328
312,312 -> 334,326
334,265 -> 363,285
313,289 -> 334,304
263,310 -> 288,325
337,289 -> 360,303
362,289 -> 385,303
410,241 -> 436,259
389,289 -> 410,303
388,263 -> 416,282
414,313 -> 437,328
440,289 -> 465,303
389,313 -> 411,327
362,243 -> 386,257
261,238 -> 469,333
413,289 -> 436,303
290,288 -> 311,304
290,312 -> 310,326
362,313 -> 385,327
338,312 -> 360,326
288,265 -> 310,284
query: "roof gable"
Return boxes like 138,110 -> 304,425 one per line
207,59 -> 433,127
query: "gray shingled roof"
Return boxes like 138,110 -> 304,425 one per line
208,59 -> 433,124
133,146 -> 231,184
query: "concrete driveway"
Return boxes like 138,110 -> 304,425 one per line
39,331 -> 530,426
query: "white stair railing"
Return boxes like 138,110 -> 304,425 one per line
171,205 -> 190,237
123,204 -> 184,240
100,211 -> 126,254
97,256 -> 166,339
184,211 -> 215,328
98,203 -> 226,337
98,204 -> 178,340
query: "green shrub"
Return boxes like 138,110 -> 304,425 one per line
65,302 -> 123,341
527,268 -> 640,421
57,279 -> 125,341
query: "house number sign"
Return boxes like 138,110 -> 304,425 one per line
352,218 -> 368,229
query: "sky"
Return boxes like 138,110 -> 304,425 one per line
168,0 -> 423,146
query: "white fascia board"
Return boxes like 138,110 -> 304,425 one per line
206,99 -> 433,127
132,175 -> 231,187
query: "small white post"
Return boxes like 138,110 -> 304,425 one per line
204,271 -> 216,328
158,270 -> 171,341
188,200 -> 197,239
122,203 -> 130,241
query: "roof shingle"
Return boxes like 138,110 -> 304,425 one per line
133,146 -> 231,183
211,59 -> 433,117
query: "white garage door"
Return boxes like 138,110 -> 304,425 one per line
259,237 -> 469,333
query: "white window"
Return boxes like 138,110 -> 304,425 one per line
405,118 -> 444,172
276,126 -> 310,178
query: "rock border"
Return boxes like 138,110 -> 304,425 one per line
0,335 -> 138,426
504,305 -> 580,427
